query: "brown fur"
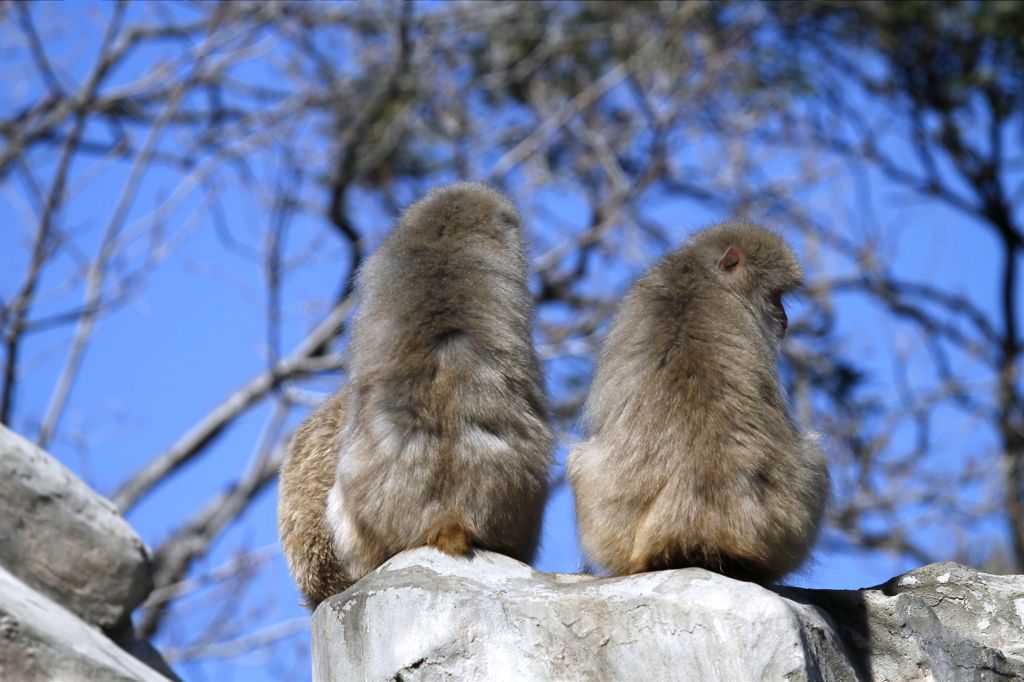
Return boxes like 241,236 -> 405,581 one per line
426,520 -> 472,556
566,221 -> 829,584
277,390 -> 352,608
278,182 -> 553,608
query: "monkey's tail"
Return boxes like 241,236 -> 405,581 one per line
426,518 -> 472,556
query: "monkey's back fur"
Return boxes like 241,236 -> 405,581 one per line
279,182 -> 553,608
567,221 -> 829,583
278,390 -> 351,607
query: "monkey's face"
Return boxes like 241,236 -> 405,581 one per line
710,245 -> 790,344
770,290 -> 788,340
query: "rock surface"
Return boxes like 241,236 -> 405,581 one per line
313,548 -> 858,681
0,425 -> 154,631
313,549 -> 1024,682
0,564 -> 172,682
0,424 -> 178,681
789,562 -> 1024,682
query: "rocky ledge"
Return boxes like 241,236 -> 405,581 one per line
313,548 -> 1024,682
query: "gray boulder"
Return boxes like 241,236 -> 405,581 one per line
790,562 -> 1024,681
0,424 -> 153,631
0,563 -> 172,682
313,549 -> 1024,682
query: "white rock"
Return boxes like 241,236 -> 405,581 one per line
312,548 -> 858,682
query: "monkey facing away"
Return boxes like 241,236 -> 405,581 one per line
566,221 -> 829,583
278,182 -> 554,608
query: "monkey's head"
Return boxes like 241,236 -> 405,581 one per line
691,221 -> 804,343
399,181 -> 522,249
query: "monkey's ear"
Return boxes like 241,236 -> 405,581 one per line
716,247 -> 743,274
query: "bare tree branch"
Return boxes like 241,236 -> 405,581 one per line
112,297 -> 353,513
